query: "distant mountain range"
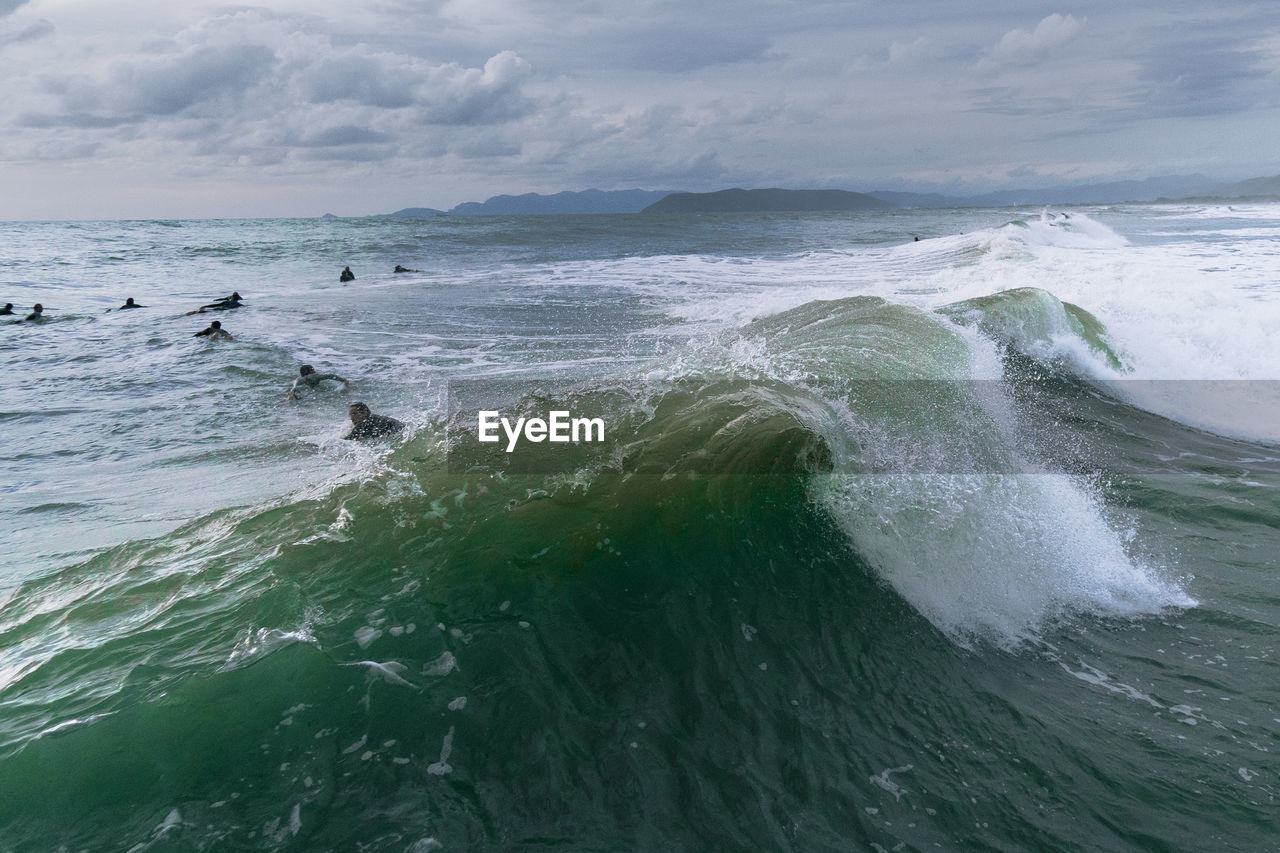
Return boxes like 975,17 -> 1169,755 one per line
343,174 -> 1280,219
644,188 -> 891,213
868,175 -> 1280,208
451,189 -> 671,215
1219,174 -> 1280,197
378,189 -> 671,218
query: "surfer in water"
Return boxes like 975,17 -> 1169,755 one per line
344,402 -> 404,440
393,265 -> 420,273
187,292 -> 243,315
117,298 -> 144,310
194,320 -> 232,341
340,266 -> 355,283
286,364 -> 351,400
23,303 -> 46,322
0,303 -> 13,315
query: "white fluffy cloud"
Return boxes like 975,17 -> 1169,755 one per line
984,13 -> 1085,68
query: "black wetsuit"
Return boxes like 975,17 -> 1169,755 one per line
195,325 -> 231,339
201,299 -> 242,311
289,372 -> 348,396
24,310 -> 45,322
340,269 -> 355,283
345,414 -> 405,440
119,302 -> 144,310
0,306 -> 13,315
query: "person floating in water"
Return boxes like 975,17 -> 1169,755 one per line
393,265 -> 421,273
186,292 -> 243,315
0,303 -> 13,315
340,266 -> 355,283
194,320 -> 232,341
118,298 -> 145,310
344,402 -> 404,440
286,364 -> 351,400
23,303 -> 46,322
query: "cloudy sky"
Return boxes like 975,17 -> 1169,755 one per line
2,0 -> 1278,219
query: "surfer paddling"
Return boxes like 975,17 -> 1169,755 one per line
194,320 -> 232,341
286,364 -> 351,400
186,292 -> 243,315
344,402 -> 404,440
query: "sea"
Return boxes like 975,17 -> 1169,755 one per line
0,203 -> 1277,851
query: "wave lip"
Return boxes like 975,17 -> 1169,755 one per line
939,286 -> 1123,372
741,294 -> 1195,645
1004,210 -> 1130,250
818,471 -> 1195,646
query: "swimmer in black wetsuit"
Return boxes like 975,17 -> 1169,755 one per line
340,266 -> 355,283
194,319 -> 232,340
344,402 -> 404,440
393,265 -> 421,273
187,292 -> 243,315
0,303 -> 13,315
118,298 -> 144,310
286,364 -> 351,400
23,303 -> 46,322
204,291 -> 243,309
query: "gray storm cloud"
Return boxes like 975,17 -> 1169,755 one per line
0,0 -> 1276,218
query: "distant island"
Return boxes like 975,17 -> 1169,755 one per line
643,188 -> 892,214
382,189 -> 670,218
450,189 -> 670,216
360,174 -> 1280,219
384,207 -> 445,218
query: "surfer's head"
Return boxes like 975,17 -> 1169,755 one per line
348,402 -> 370,425
300,365 -> 315,376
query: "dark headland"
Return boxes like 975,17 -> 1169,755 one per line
643,188 -> 892,214
382,189 -> 671,218
384,207 -> 446,218
450,189 -> 670,216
